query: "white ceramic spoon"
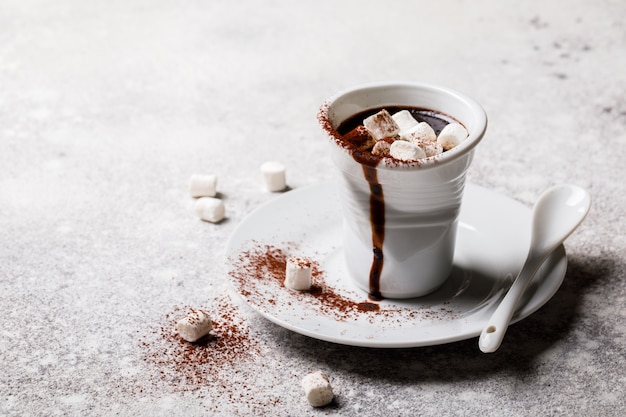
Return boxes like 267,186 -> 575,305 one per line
478,184 -> 591,353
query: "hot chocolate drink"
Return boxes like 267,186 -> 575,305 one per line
318,82 -> 487,299
333,106 -> 464,167
321,106 -> 468,299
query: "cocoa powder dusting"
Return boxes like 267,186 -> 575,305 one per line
138,295 -> 262,394
229,243 -> 381,320
229,242 -> 461,323
134,296 -> 291,413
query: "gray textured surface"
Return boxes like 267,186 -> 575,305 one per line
1,1 -> 625,416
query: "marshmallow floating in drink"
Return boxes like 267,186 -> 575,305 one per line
372,140 -> 391,157
343,126 -> 376,151
437,122 -> 469,151
405,122 -> 437,143
354,108 -> 469,162
363,109 -> 400,140
391,109 -> 419,134
389,140 -> 426,161
415,139 -> 443,157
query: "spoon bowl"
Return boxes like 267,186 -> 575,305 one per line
530,185 -> 591,256
478,184 -> 591,353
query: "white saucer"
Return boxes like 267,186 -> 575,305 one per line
226,183 -> 567,348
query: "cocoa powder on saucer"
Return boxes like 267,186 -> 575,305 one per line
229,242 -> 459,322
229,243 -> 381,320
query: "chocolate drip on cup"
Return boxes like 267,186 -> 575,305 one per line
362,165 -> 385,301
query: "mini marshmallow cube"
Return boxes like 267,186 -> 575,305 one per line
195,197 -> 225,223
406,122 -> 437,143
389,140 -> 426,161
343,126 -> 376,151
176,309 -> 213,342
391,110 -> 419,135
285,257 -> 312,291
416,140 -> 443,157
302,371 -> 334,407
188,174 -> 217,198
371,140 -> 391,157
363,109 -> 400,140
437,122 -> 469,150
260,161 -> 287,192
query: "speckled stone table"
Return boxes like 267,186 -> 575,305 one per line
1,1 -> 625,416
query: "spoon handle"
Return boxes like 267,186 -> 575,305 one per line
478,251 -> 545,353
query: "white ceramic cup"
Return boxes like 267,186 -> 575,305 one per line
319,82 -> 487,299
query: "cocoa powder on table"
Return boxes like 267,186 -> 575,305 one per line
139,295 -> 261,394
136,242 -> 457,404
135,295 -> 292,414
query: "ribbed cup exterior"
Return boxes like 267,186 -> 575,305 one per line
332,146 -> 474,298
321,82 -> 487,298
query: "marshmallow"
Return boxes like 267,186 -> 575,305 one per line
176,309 -> 213,342
416,140 -> 443,157
260,161 -> 287,192
389,140 -> 426,161
437,122 -> 469,150
363,109 -> 400,140
343,126 -> 376,151
391,110 -> 419,135
285,257 -> 312,291
195,197 -> 225,223
188,174 -> 217,198
405,122 -> 437,143
371,140 -> 391,157
302,371 -> 334,407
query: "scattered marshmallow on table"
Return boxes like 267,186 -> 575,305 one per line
437,122 -> 469,150
363,109 -> 399,140
195,197 -> 225,223
176,309 -> 213,342
260,161 -> 287,192
389,140 -> 426,161
285,256 -> 312,291
302,371 -> 334,407
188,174 -> 217,198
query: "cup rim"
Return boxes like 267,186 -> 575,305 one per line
318,81 -> 488,170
